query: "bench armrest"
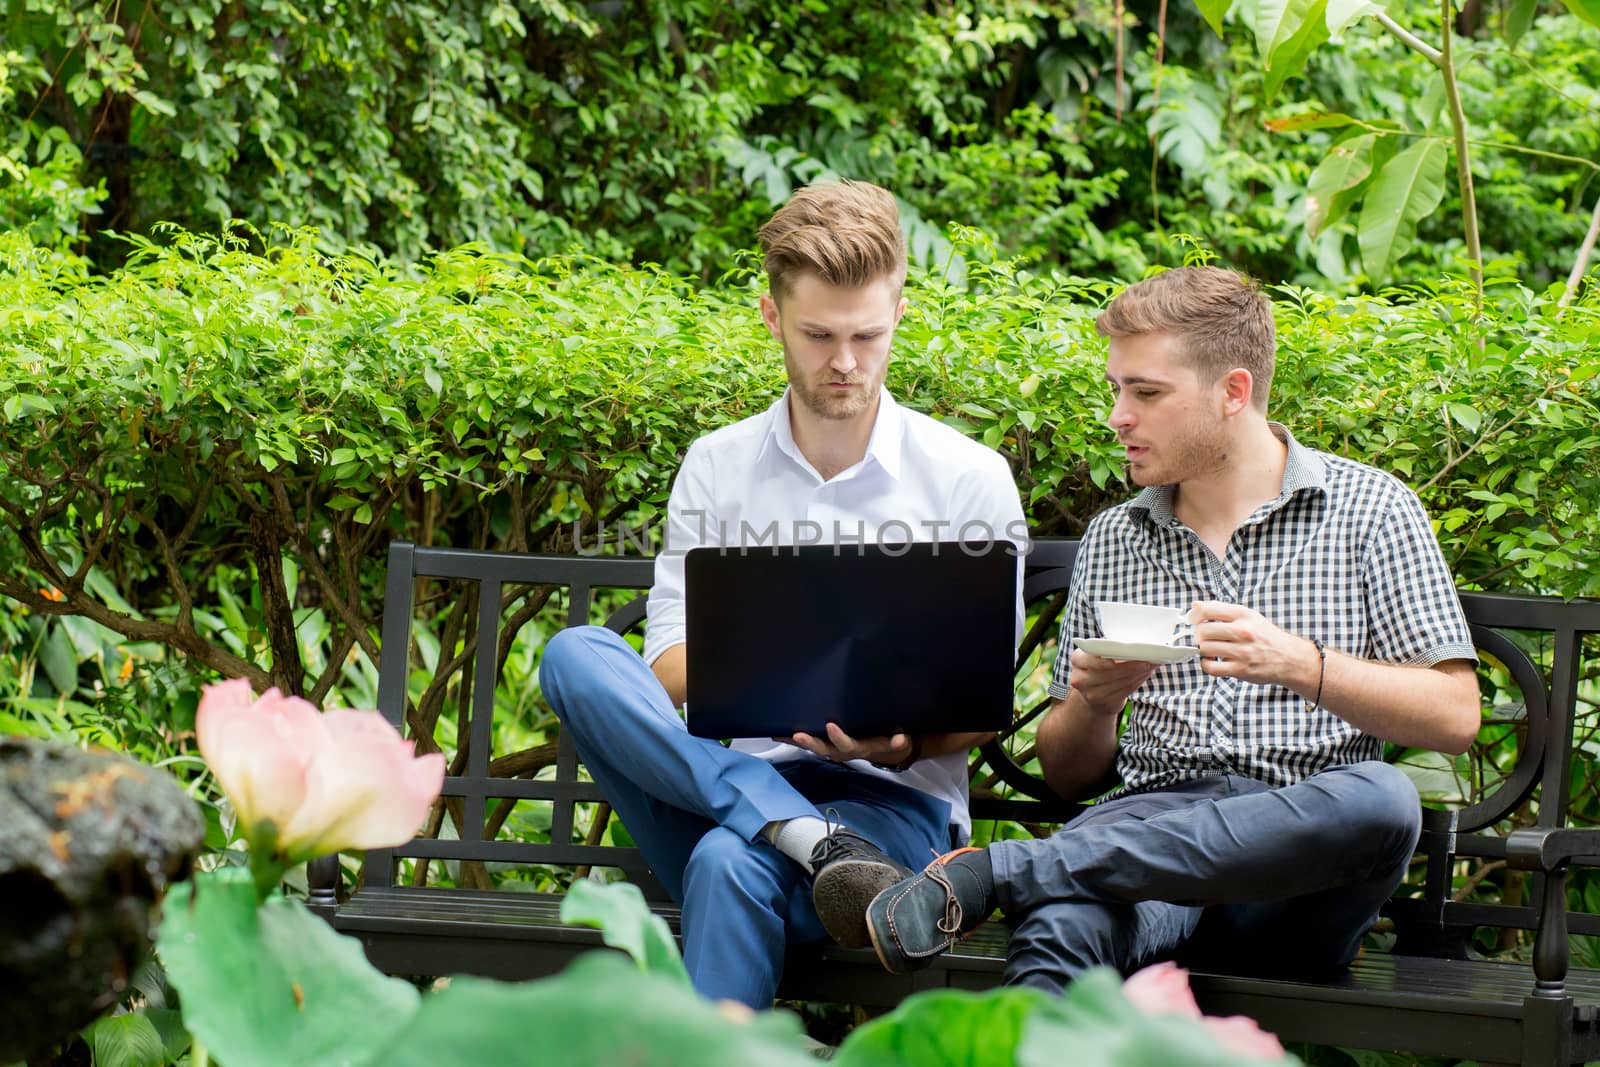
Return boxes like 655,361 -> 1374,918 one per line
1503,827 -> 1600,1000
1505,827 -> 1600,872
307,853 -> 341,915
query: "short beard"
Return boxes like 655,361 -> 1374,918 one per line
792,377 -> 873,421
1131,424 -> 1230,486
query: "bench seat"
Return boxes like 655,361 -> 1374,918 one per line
313,539 -> 1600,1065
329,883 -> 1600,1063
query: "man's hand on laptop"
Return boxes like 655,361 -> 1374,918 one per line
782,723 -> 915,769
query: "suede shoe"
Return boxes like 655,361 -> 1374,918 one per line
865,847 -> 993,974
810,827 -> 911,949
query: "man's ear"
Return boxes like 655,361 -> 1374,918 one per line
893,295 -> 907,325
1220,368 -> 1254,417
759,292 -> 783,341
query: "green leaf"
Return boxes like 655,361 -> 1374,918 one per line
1448,402 -> 1483,434
1306,134 -> 1376,236
1505,0 -> 1538,43
143,1008 -> 192,1063
833,986 -> 1050,1067
1263,111 -> 1356,133
1326,0 -> 1382,37
1195,0 -> 1233,37
1254,0 -> 1314,61
158,868 -> 420,1067
1357,138 -> 1448,283
1262,0 -> 1331,100
85,1014 -> 165,1067
1560,0 -> 1600,29
373,954 -> 812,1067
39,623 -> 80,696
558,879 -> 690,984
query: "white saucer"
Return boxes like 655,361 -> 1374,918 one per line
1074,637 -> 1200,664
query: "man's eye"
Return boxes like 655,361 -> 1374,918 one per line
807,332 -> 829,341
1135,390 -> 1160,399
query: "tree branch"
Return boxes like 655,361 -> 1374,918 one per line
1438,0 -> 1482,303
1559,188 -> 1600,311
1375,10 -> 1444,64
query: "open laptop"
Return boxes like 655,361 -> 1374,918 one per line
684,541 -> 1017,740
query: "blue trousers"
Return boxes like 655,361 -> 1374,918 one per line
538,626 -> 952,1008
989,763 -> 1422,991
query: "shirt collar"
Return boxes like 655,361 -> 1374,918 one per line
1128,422 -> 1327,527
756,387 -> 905,481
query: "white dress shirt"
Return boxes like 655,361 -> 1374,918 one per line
643,388 -> 1027,841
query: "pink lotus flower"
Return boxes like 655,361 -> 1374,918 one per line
196,678 -> 445,865
1123,962 -> 1286,1061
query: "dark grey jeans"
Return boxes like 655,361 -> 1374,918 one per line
988,761 -> 1421,991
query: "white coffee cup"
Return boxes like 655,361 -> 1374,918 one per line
1094,601 -> 1195,645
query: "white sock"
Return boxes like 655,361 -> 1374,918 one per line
764,816 -> 832,874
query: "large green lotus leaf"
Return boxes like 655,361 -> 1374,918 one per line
375,953 -> 813,1067
1018,969 -> 1298,1067
157,868 -> 420,1067
558,878 -> 690,983
832,985 -> 1051,1067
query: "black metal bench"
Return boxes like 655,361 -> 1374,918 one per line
309,537 -> 1600,1066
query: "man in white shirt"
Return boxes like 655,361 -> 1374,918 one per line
538,180 -> 1025,1008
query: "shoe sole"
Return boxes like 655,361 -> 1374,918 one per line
864,896 -> 904,974
813,859 -> 906,949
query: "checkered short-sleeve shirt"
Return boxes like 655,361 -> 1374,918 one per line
1048,424 -> 1476,796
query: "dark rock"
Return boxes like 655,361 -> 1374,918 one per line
0,737 -> 204,1062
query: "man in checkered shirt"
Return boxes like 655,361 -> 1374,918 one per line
862,266 -> 1481,987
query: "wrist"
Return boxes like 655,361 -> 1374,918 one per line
1302,636 -> 1328,710
878,736 -> 923,772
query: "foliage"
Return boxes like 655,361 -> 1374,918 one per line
146,870 -> 1292,1067
4,1 -> 1596,291
1,225 -> 1597,725
1206,0 -> 1600,289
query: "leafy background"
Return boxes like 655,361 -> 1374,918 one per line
3,0 -> 1600,1064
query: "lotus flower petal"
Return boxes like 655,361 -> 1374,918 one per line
279,709 -> 445,858
195,679 -> 443,866
1123,962 -> 1285,1061
1121,961 -> 1202,1019
196,680 -> 326,838
1202,1014 -> 1287,1060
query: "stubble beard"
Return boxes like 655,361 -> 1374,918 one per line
1129,418 -> 1231,486
793,377 -> 874,421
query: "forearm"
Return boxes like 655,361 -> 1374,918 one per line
1288,643 -> 1479,754
1036,693 -> 1121,802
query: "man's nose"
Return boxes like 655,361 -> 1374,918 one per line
1108,395 -> 1134,430
830,346 -> 858,375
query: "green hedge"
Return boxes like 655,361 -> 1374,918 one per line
1,225 -> 1597,711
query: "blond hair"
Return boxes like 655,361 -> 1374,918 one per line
758,180 -> 908,301
1097,266 -> 1276,410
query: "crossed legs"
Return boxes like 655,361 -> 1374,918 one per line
539,625 -> 949,1006
997,763 -> 1420,990
871,762 -> 1420,989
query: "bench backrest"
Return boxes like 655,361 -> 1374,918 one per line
362,538 -> 1600,954
1394,592 -> 1600,952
